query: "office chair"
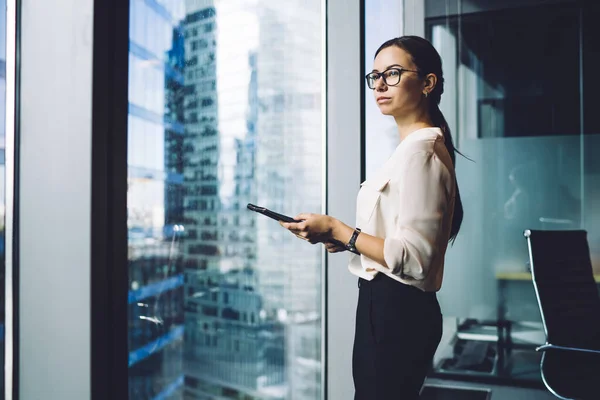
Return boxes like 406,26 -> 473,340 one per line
525,230 -> 600,400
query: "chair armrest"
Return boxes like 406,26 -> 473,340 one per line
536,343 -> 600,354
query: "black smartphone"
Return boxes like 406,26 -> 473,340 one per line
246,203 -> 301,223
247,203 -> 359,255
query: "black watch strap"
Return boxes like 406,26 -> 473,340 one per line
345,228 -> 362,254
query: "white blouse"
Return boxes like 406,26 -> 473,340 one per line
348,127 -> 456,292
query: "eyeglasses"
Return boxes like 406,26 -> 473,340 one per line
365,67 -> 419,89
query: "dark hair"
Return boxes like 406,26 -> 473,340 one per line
375,35 -> 464,243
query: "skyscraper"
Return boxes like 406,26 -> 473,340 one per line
127,1 -> 324,398
181,3 -> 285,399
254,3 -> 323,398
127,1 -> 187,398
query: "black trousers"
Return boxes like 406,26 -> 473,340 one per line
353,274 -> 443,400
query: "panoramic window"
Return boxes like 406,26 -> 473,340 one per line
127,1 -> 324,399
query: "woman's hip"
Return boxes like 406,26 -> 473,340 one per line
357,273 -> 442,344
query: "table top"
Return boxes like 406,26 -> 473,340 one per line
496,271 -> 600,282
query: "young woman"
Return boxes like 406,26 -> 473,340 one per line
280,35 -> 463,399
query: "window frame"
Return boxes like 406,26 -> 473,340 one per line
90,0 -> 130,399
87,0 -> 365,399
4,0 -> 18,397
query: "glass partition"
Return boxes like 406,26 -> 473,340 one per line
126,1 -> 324,399
426,0 -> 599,385
365,0 -> 600,387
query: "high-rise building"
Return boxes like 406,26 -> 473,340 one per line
127,1 -> 187,399
127,1 -> 323,398
165,21 -> 186,233
181,3 -> 285,398
254,3 -> 323,399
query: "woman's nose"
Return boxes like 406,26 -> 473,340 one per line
375,78 -> 387,91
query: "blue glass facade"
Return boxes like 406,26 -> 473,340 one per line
128,1 -> 186,399
128,1 -> 323,399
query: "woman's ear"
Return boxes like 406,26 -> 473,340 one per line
423,73 -> 437,95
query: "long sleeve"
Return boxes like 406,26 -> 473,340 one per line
382,150 -> 453,281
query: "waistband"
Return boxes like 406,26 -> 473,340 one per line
358,273 -> 437,297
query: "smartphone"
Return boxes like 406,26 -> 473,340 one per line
247,203 -> 359,255
246,203 -> 301,223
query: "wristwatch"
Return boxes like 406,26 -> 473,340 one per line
345,227 -> 362,254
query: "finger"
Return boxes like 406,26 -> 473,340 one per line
295,213 -> 312,221
284,221 -> 303,231
280,221 -> 290,229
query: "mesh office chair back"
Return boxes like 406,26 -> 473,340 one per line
526,229 -> 600,399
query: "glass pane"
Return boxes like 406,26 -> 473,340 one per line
127,1 -> 324,399
364,0 -> 403,178
582,2 -> 600,272
362,0 -> 600,388
0,0 -> 6,395
405,0 -> 600,386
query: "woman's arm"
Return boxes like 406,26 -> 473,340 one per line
379,151 -> 452,279
330,219 -> 389,269
280,214 -> 390,268
280,151 -> 452,280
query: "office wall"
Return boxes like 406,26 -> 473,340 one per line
19,0 -> 93,398
326,0 -> 362,398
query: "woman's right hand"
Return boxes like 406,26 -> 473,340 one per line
324,240 -> 347,253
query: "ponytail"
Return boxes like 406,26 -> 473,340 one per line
429,103 -> 463,244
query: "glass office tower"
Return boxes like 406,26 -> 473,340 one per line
128,1 -> 186,398
127,0 -> 323,399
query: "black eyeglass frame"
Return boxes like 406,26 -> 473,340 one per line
365,67 -> 420,89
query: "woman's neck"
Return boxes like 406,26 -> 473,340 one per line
394,115 -> 434,142
394,103 -> 435,141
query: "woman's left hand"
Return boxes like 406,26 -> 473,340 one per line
280,213 -> 335,244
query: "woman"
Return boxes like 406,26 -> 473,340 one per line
280,35 -> 463,399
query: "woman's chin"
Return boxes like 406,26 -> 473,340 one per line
378,105 -> 394,116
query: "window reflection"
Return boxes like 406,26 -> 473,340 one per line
365,0 -> 600,389
390,0 -> 600,386
363,0 -> 402,179
127,1 -> 323,399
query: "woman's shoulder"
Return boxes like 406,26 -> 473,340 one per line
388,140 -> 454,183
393,138 -> 448,166
392,127 -> 442,156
